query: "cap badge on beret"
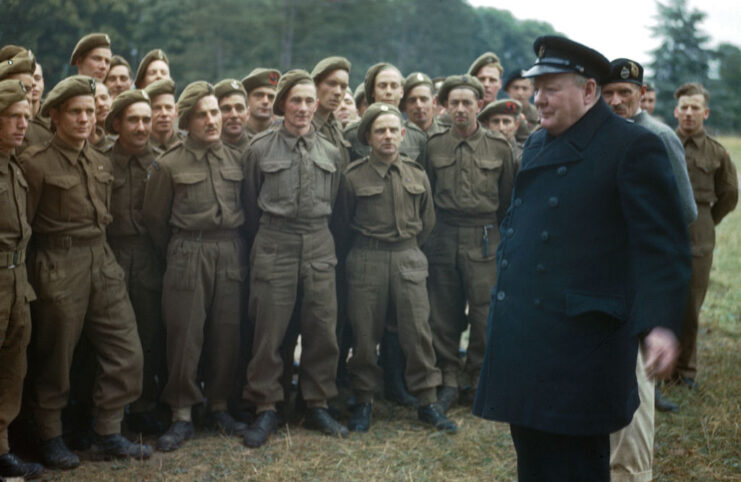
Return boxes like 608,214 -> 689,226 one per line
380,104 -> 389,111
105,34 -> 111,44
156,50 -> 164,60
89,78 -> 96,92
19,81 -> 26,93
142,90 -> 149,100
506,102 -> 516,113
6,60 -> 12,66
231,80 -> 240,90
620,66 -> 630,79
416,73 -> 424,81
269,72 -> 279,85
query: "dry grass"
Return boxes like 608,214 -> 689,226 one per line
37,138 -> 741,481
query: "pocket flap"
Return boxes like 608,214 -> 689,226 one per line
112,177 -> 126,188
475,157 -> 503,170
403,182 -> 425,195
356,185 -> 384,197
565,291 -> 626,321
94,171 -> 113,183
312,158 -> 337,173
221,167 -> 244,182
400,269 -> 427,283
311,258 -> 338,271
172,171 -> 208,185
430,156 -> 455,168
261,159 -> 292,173
46,175 -> 80,190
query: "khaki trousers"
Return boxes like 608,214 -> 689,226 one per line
0,265 -> 32,453
610,348 -> 654,482
346,245 -> 440,406
160,234 -> 245,411
28,242 -> 143,439
244,226 -> 338,411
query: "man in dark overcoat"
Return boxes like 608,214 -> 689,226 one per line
473,36 -> 691,481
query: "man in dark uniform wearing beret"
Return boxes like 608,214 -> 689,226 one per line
473,36 -> 691,480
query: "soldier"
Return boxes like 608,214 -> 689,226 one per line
344,63 -> 427,161
89,82 -> 114,151
144,78 -> 183,155
105,55 -> 133,99
104,89 -> 167,435
70,33 -> 112,82
339,103 -> 457,433
602,57 -> 697,482
641,83 -> 657,115
7,53 -> 52,151
31,62 -> 44,116
241,70 -> 347,448
0,79 -> 44,480
478,99 -> 524,171
503,69 -> 539,143
21,75 -> 150,469
468,52 -> 503,106
141,81 -> 247,451
421,75 -> 515,413
241,68 -> 280,140
215,79 -> 250,155
353,83 -> 367,117
336,87 -> 358,128
311,56 -> 352,169
673,83 -> 738,389
402,72 -> 447,137
0,50 -> 35,102
134,49 -> 170,89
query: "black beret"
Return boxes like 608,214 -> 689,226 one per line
604,58 -> 644,86
503,68 -> 529,91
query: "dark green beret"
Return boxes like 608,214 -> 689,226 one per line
364,62 -> 402,105
311,56 -> 351,83
524,36 -> 610,83
105,89 -> 151,134
357,102 -> 403,146
108,55 -> 132,75
478,98 -> 522,122
353,83 -> 365,108
0,50 -> 36,80
468,52 -> 502,77
0,79 -> 29,113
69,33 -> 111,66
144,78 -> 176,100
605,58 -> 644,86
177,81 -> 215,129
41,75 -> 96,117
134,49 -> 168,88
503,68 -> 529,91
437,75 -> 484,105
402,72 -> 433,100
214,78 -> 247,101
0,45 -> 26,63
241,68 -> 280,93
273,69 -> 313,116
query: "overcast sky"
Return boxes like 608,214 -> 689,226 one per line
466,0 -> 740,69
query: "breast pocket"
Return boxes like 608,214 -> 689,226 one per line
260,159 -> 296,206
45,174 -> 85,221
474,156 -> 503,198
355,184 -> 385,225
312,157 -> 337,203
220,166 -> 244,208
402,181 -> 425,221
430,156 -> 456,195
172,171 -> 210,209
94,170 -> 114,210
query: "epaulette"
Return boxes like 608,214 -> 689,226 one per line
346,157 -> 367,172
161,139 -> 183,156
342,119 -> 360,136
705,135 -> 729,156
400,154 -> 425,170
404,121 -> 424,134
19,143 -> 47,160
427,129 -> 447,141
484,129 -> 510,143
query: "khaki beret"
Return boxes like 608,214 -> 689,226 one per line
0,45 -> 26,63
402,71 -> 433,103
468,52 -> 502,77
108,55 -> 132,75
69,33 -> 111,66
134,49 -> 168,88
437,75 -> 484,105
357,102 -> 403,146
311,56 -> 351,83
273,69 -> 313,116
353,83 -> 365,107
364,62 -> 402,105
0,50 -> 36,80
105,89 -> 151,134
241,68 -> 280,93
0,79 -> 29,113
478,98 -> 522,123
214,78 -> 246,101
177,81 -> 215,129
41,75 -> 96,117
144,78 -> 176,100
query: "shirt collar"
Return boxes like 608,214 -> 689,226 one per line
184,135 -> 223,160
112,140 -> 155,169
450,123 -> 484,150
279,122 -> 315,151
368,152 -> 399,178
51,135 -> 85,165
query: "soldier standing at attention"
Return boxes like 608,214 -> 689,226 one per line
105,55 -> 133,99
311,56 -> 352,169
421,75 -> 515,413
478,99 -> 524,171
70,33 -> 112,82
242,70 -> 347,448
142,81 -> 248,452
104,89 -> 167,435
21,75 -> 150,469
215,79 -> 250,155
145,78 -> 183,155
241,68 -> 280,141
339,103 -> 457,434
402,72 -> 448,137
134,49 -> 170,89
672,83 -> 738,390
468,52 -> 503,106
0,79 -> 44,480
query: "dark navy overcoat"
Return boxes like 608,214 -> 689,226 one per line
473,99 -> 691,436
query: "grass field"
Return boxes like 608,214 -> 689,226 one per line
36,138 -> 741,481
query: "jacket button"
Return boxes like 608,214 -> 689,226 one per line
500,258 -> 509,269
496,291 -> 506,301
533,298 -> 542,307
536,263 -> 546,273
557,166 -> 567,176
506,228 -> 514,237
540,231 -> 549,242
514,198 -> 522,207
548,196 -> 559,207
